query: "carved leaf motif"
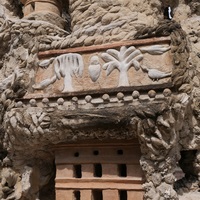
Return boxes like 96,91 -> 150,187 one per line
31,114 -> 38,126
139,45 -> 171,55
39,58 -> 55,68
103,61 -> 118,76
101,46 -> 143,87
132,60 -> 141,71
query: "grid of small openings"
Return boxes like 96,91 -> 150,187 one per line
55,144 -> 144,200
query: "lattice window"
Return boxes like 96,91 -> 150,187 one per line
55,142 -> 144,200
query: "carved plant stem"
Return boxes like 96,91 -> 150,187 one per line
118,66 -> 129,86
62,66 -> 73,92
102,46 -> 143,87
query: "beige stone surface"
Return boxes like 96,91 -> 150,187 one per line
103,190 -> 119,200
56,164 -> 73,178
0,0 -> 200,200
179,192 -> 200,200
81,190 -> 92,200
56,189 -> 73,200
128,191 -> 144,200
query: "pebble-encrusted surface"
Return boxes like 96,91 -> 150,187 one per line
0,0 -> 200,200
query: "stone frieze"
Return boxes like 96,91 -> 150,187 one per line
28,37 -> 173,98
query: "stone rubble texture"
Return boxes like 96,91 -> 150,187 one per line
0,0 -> 200,200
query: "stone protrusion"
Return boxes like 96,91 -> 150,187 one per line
132,91 -> 140,99
163,88 -> 172,97
117,92 -> 124,100
148,90 -> 156,98
102,94 -> 110,102
85,95 -> 92,103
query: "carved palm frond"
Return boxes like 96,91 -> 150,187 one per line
39,57 -> 55,69
101,46 -> 143,86
34,53 -> 84,92
54,53 -> 84,92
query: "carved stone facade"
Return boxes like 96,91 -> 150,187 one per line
0,0 -> 200,200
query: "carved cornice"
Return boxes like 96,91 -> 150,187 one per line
5,92 -> 191,153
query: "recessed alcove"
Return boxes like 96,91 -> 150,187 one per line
119,190 -> 127,200
92,190 -> 103,200
174,150 -> 199,195
74,165 -> 82,178
74,191 -> 80,200
94,164 -> 102,178
118,164 -> 127,177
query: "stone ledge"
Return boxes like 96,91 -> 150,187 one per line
55,179 -> 143,190
17,89 -> 172,111
38,37 -> 171,58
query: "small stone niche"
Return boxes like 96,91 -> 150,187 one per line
54,141 -> 144,200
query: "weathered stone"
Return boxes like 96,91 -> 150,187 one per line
0,1 -> 200,200
148,90 -> 156,98
117,92 -> 124,100
132,91 -> 140,99
85,95 -> 92,103
84,36 -> 95,46
94,35 -> 104,45
163,88 -> 172,97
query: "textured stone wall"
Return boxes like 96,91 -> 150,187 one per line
67,0 -> 162,46
0,0 -> 200,199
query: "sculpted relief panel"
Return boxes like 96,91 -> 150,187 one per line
0,0 -> 200,199
30,41 -> 173,96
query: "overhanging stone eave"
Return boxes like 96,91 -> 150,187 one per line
5,97 -> 170,150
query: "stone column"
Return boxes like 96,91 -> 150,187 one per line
20,0 -> 66,29
134,94 -> 190,200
